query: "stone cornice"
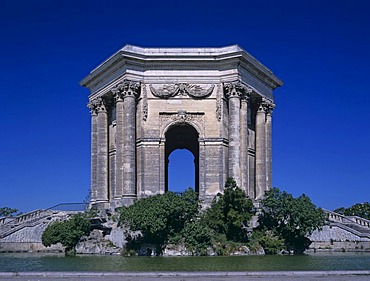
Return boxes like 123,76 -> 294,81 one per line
80,45 -> 283,92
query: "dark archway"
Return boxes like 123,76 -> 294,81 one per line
165,124 -> 199,193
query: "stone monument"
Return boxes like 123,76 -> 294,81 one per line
80,45 -> 282,209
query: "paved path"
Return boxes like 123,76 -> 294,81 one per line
1,271 -> 370,281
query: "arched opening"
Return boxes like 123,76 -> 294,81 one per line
168,149 -> 195,193
165,123 -> 199,194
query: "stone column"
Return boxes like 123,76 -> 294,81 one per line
119,81 -> 141,204
227,90 -> 241,186
112,90 -> 124,199
265,102 -> 275,191
224,81 -> 253,189
255,99 -> 267,199
87,100 -> 98,203
96,97 -> 109,203
240,94 -> 250,195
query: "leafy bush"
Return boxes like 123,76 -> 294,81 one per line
260,188 -> 326,254
203,178 -> 254,242
118,188 -> 200,254
42,213 -> 90,255
0,207 -> 18,217
334,202 -> 370,220
249,230 -> 285,254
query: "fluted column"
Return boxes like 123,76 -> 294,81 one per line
224,81 -> 253,189
111,80 -> 140,203
255,99 -> 267,199
265,102 -> 275,191
87,100 -> 98,203
227,89 -> 241,186
95,97 -> 109,203
240,94 -> 250,195
112,90 -> 124,199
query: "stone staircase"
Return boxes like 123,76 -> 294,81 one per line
0,203 -> 88,252
324,210 -> 370,239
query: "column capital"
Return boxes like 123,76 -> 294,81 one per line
111,79 -> 141,101
259,98 -> 276,114
87,97 -> 107,115
223,80 -> 252,99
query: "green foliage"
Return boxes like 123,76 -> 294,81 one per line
203,177 -> 254,242
118,188 -> 200,253
334,202 -> 370,220
249,230 -> 285,254
42,213 -> 90,255
260,187 -> 326,254
0,207 -> 18,217
179,220 -> 212,256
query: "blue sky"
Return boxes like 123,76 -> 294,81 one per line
1,0 -> 369,213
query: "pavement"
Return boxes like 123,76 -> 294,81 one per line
1,271 -> 370,281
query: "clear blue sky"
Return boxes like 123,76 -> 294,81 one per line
1,0 -> 369,213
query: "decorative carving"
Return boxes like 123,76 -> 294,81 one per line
111,79 -> 141,99
216,84 -> 222,122
259,97 -> 275,114
142,83 -> 148,122
159,111 -> 205,137
150,83 -> 214,99
223,80 -> 252,99
87,97 -> 106,114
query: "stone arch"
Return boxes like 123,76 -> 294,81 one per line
164,122 -> 199,194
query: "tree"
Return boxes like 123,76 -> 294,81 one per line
334,202 -> 370,220
203,177 -> 254,242
42,213 -> 90,255
260,187 -> 326,254
0,207 -> 18,217
118,188 -> 200,254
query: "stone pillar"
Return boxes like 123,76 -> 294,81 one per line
113,90 -> 124,199
240,94 -> 250,195
96,97 -> 109,203
87,101 -> 98,203
255,99 -> 267,199
265,102 -> 275,191
227,92 -> 241,186
224,81 -> 253,189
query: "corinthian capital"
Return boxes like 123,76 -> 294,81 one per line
87,97 -> 107,115
111,79 -> 141,100
223,80 -> 253,99
258,98 -> 276,113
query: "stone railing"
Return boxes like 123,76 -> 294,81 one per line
347,216 -> 370,229
324,209 -> 370,229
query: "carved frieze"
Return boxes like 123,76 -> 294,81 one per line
150,83 -> 214,99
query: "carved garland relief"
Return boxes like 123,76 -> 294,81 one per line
150,83 -> 214,99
